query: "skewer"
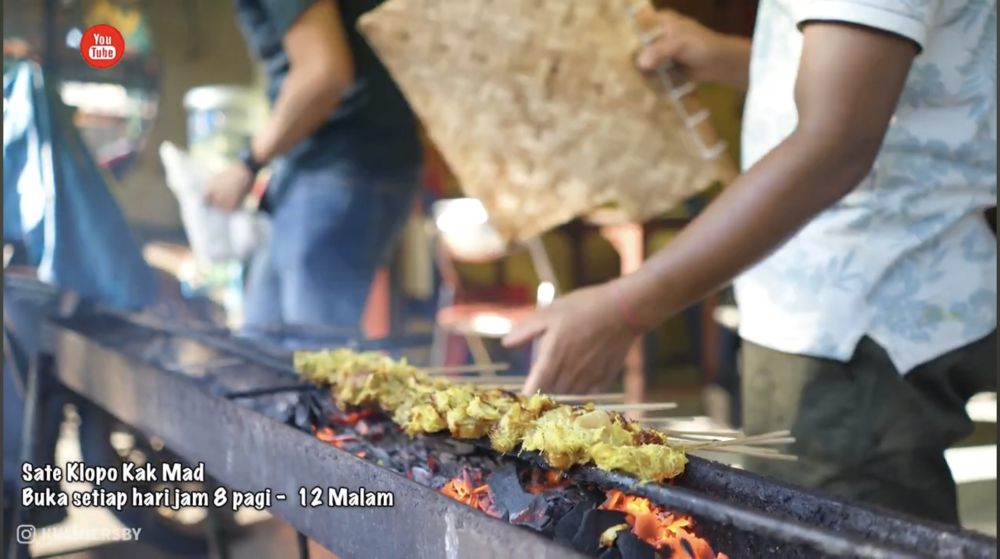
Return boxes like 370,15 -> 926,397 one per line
679,430 -> 794,451
691,446 -> 798,462
462,383 -> 525,391
658,429 -> 743,437
634,415 -> 713,424
450,375 -> 528,385
680,444 -> 784,455
672,435 -> 796,447
661,433 -> 743,442
596,402 -> 678,413
423,363 -> 510,375
550,393 -> 626,403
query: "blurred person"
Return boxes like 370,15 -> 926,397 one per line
505,2 -> 996,523
205,0 -> 422,329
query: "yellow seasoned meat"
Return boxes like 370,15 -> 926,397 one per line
520,408 -> 636,470
294,349 -> 687,482
401,403 -> 446,436
488,392 -> 560,453
590,443 -> 688,482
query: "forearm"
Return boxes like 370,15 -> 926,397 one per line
618,128 -> 873,328
708,35 -> 751,90
619,25 -> 915,324
250,67 -> 345,163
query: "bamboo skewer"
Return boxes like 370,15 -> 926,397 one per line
685,430 -> 792,447
674,430 -> 794,452
424,363 -> 510,375
691,447 -> 798,462
550,393 -> 626,403
650,427 -> 800,462
451,375 -> 528,385
463,384 -> 525,391
419,364 -> 792,459
659,429 -> 743,437
597,402 -> 678,413
676,435 -> 796,448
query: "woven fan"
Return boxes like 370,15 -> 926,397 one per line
359,0 -> 737,243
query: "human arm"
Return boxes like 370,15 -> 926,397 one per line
205,0 -> 354,210
504,23 -> 919,395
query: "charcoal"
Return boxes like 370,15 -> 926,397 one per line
680,536 -> 696,558
443,440 -> 477,455
306,395 -> 325,419
431,475 -> 450,489
356,420 -> 371,436
271,401 -> 295,426
263,388 -> 724,559
369,447 -> 392,465
555,501 -> 596,546
410,466 -> 433,485
509,495 -> 550,531
487,464 -> 535,516
572,510 -> 629,556
294,403 -> 310,430
616,531 -> 656,559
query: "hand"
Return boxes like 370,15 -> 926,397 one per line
502,283 -> 639,396
204,162 -> 254,211
635,10 -> 737,84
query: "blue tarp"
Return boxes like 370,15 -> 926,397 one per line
3,60 -> 157,309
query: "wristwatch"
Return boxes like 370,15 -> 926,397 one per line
238,141 -> 265,176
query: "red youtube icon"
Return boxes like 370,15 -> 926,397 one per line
80,24 -> 125,69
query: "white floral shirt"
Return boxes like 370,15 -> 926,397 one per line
734,0 -> 997,373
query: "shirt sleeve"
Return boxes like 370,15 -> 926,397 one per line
259,0 -> 318,38
794,0 -> 940,49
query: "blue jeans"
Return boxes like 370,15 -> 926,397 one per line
243,161 -> 420,329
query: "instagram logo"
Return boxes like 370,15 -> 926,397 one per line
16,524 -> 35,544
80,24 -> 125,69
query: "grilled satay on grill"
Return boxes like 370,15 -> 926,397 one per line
295,349 -> 687,482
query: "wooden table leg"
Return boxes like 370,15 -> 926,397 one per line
599,223 -> 645,406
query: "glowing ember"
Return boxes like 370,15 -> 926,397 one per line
600,490 -> 727,559
525,468 -> 570,495
312,426 -> 359,448
314,426 -> 337,443
331,409 -> 377,426
439,467 -> 501,518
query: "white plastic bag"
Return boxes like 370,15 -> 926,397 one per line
159,141 -> 267,264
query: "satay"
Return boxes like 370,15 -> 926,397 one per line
295,349 -> 687,482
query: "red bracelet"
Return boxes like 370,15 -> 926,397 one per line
609,282 -> 644,335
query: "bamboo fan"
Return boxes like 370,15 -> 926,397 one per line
359,0 -> 737,243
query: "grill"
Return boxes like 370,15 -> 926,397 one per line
34,308 -> 997,559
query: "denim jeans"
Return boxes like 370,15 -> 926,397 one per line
243,160 -> 420,329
